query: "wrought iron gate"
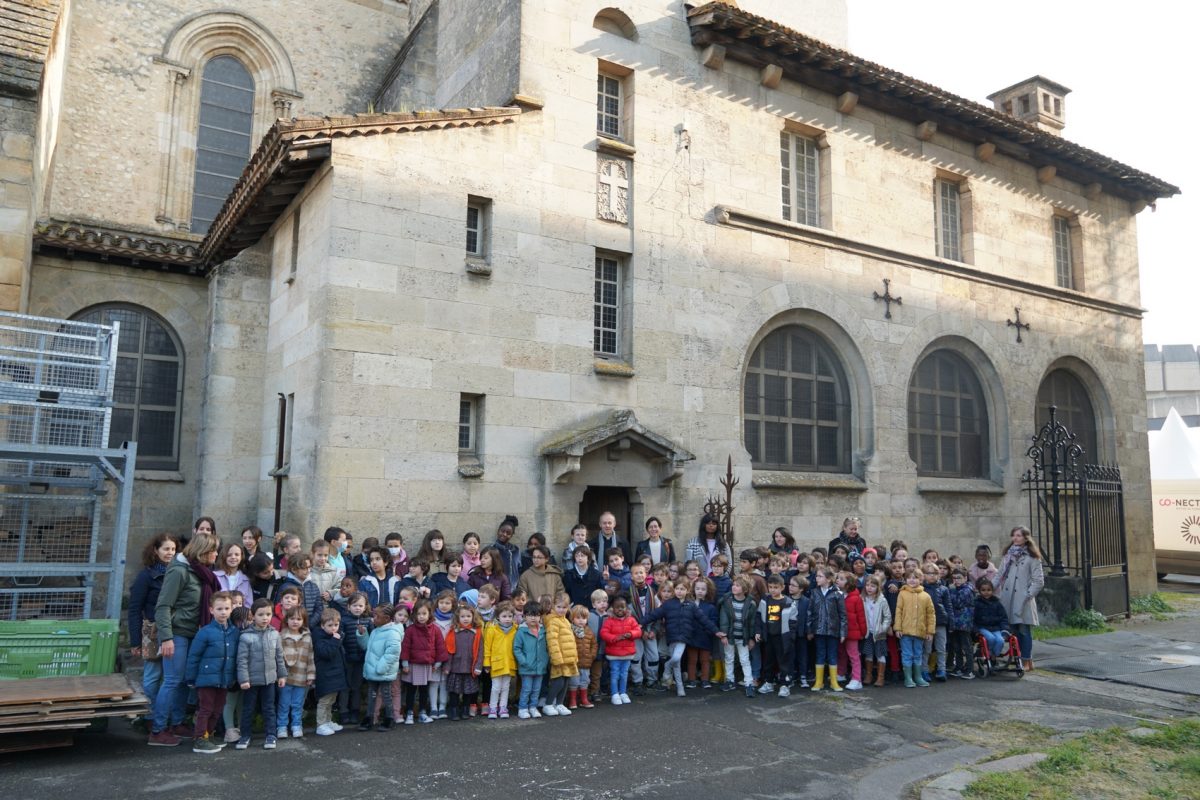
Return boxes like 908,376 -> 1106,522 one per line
1021,406 -> 1130,617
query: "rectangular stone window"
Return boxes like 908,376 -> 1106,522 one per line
466,196 -> 491,257
594,254 -> 622,356
780,131 -> 820,227
1053,215 -> 1074,289
935,178 -> 963,262
459,394 -> 481,453
597,71 -> 624,140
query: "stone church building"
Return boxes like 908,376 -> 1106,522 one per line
1,0 -> 1178,593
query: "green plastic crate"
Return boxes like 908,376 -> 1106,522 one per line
0,619 -> 119,680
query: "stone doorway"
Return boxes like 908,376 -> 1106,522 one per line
578,486 -> 631,553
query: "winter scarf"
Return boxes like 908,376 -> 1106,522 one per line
190,558 -> 221,626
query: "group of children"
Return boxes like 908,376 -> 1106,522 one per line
174,528 -> 1017,753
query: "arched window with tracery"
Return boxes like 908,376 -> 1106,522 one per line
908,350 -> 989,477
190,55 -> 255,234
743,326 -> 851,471
73,305 -> 184,471
1036,369 -> 1097,463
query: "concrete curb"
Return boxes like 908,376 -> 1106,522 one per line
920,752 -> 1047,800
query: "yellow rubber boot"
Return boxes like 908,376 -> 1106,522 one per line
810,666 -> 825,691
830,668 -> 844,692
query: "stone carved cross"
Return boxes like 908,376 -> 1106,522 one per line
597,159 -> 629,223
1007,307 -> 1030,343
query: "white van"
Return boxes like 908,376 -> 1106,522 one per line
1152,480 -> 1200,578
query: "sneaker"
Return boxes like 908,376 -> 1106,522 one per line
701,681 -> 713,690
291,726 -> 304,738
935,671 -> 947,683
554,704 -> 571,716
499,708 -> 510,719
276,727 -> 288,739
799,677 -> 810,689
193,734 -> 222,754
684,681 -> 698,689
169,724 -> 194,739
961,671 -> 975,680
612,694 -> 623,705
722,681 -> 736,692
542,704 -> 559,716
778,685 -> 791,698
517,708 -> 531,719
418,712 -> 433,724
315,723 -> 336,736
487,707 -> 498,719
921,671 -> 932,684
223,727 -> 241,744
263,735 -> 277,750
758,682 -> 775,694
235,735 -> 251,750
148,730 -> 181,747
846,680 -> 863,691
529,707 -> 541,718
468,704 -> 478,717
329,722 -> 344,731
745,684 -> 755,698
358,717 -> 373,731
619,694 -> 631,705
405,713 -> 414,726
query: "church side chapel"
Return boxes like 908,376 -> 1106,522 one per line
3,0 -> 1177,595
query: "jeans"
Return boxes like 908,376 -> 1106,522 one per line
608,658 -> 631,696
979,628 -> 1006,658
813,634 -> 837,667
725,641 -> 753,686
518,674 -> 544,710
1011,624 -> 1033,662
277,684 -> 307,729
900,634 -> 924,667
151,635 -> 190,732
631,637 -> 659,684
141,658 -> 164,714
366,680 -> 393,721
240,683 -> 277,736
569,671 -> 589,690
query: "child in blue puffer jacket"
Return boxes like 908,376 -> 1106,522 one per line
185,591 -> 239,754
337,592 -> 371,725
642,580 -> 717,698
357,603 -> 404,732
945,568 -> 976,678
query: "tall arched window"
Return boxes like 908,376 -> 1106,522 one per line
191,55 -> 255,234
74,305 -> 184,471
744,326 -> 850,471
908,350 -> 989,477
1036,369 -> 1097,463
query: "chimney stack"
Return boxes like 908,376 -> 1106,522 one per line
987,76 -> 1071,135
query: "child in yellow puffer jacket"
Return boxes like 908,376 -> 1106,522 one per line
543,591 -> 579,716
482,601 -> 518,718
894,567 -> 935,688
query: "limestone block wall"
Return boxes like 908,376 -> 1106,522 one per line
0,96 -> 35,311
26,255 -> 209,581
43,0 -> 410,232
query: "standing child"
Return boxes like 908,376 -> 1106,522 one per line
568,605 -> 598,709
444,603 -> 484,721
946,568 -> 976,679
461,532 -> 482,575
358,603 -> 403,731
385,532 -> 409,578
587,589 -> 610,701
337,592 -> 371,725
271,586 -> 300,631
310,540 -> 340,607
718,576 -> 758,697
543,591 -> 579,716
430,590 -> 456,719
686,577 -> 719,689
400,600 -> 447,724
313,608 -> 348,735
280,554 -> 322,622
483,601 -> 518,718
895,568 -> 935,687
604,549 -> 633,592
709,555 -> 733,600
236,599 -> 286,749
756,575 -> 798,697
861,575 -> 892,687
220,598 -> 251,743
359,547 -> 400,609
513,601 -> 549,719
277,607 -> 315,739
807,567 -> 846,692
786,575 -> 811,689
625,565 -> 658,692
599,596 -> 641,705
884,559 -> 905,684
837,571 -> 866,691
968,545 -> 997,587
185,591 -> 238,753
476,584 -> 499,624
922,563 -> 950,682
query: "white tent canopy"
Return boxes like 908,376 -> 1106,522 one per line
1149,407 -> 1200,479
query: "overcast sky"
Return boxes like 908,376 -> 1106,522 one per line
846,0 -> 1193,347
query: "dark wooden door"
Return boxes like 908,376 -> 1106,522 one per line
578,486 -> 631,552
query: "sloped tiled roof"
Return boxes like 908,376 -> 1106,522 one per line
0,0 -> 61,96
687,1 -> 1178,202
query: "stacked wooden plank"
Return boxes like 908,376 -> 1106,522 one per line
0,673 -> 149,750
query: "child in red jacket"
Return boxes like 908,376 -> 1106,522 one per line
837,571 -> 867,691
599,596 -> 642,705
399,600 -> 448,724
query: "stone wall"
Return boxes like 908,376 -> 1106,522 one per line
0,96 -> 34,311
254,0 -> 1155,593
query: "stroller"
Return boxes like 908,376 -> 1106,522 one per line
973,631 -> 1024,678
